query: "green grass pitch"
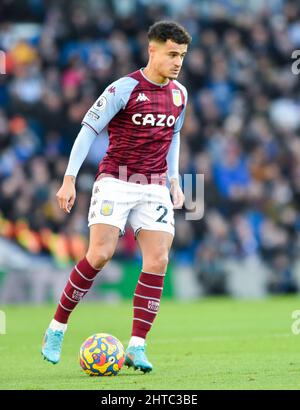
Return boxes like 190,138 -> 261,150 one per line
0,296 -> 300,390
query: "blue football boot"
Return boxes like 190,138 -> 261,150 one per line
41,328 -> 64,364
124,345 -> 153,373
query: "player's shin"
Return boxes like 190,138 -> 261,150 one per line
130,271 -> 165,343
53,257 -> 101,325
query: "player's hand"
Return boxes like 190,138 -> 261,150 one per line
170,179 -> 185,209
56,175 -> 76,214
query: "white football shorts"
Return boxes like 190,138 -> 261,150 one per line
88,177 -> 175,237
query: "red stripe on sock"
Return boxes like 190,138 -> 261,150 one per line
132,272 -> 165,338
76,257 -> 99,279
54,257 -> 100,323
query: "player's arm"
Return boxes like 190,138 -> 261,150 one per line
167,88 -> 188,209
57,77 -> 136,214
168,130 -> 185,209
167,130 -> 184,209
56,125 -> 97,213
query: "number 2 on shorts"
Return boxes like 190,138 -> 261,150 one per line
156,205 -> 168,224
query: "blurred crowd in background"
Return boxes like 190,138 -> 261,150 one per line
1,0 -> 300,297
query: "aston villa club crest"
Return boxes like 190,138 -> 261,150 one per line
172,89 -> 182,107
100,200 -> 114,216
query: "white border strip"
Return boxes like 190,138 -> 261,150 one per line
143,271 -> 166,277
75,266 -> 95,281
59,301 -> 73,312
63,291 -> 79,303
134,293 -> 160,302
133,317 -> 153,326
134,306 -> 158,314
138,280 -> 163,290
69,278 -> 89,292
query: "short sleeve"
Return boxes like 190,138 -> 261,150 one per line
82,76 -> 139,135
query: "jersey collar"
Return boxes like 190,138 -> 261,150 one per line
140,68 -> 170,88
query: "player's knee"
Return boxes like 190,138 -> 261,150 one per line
86,248 -> 114,270
146,253 -> 169,273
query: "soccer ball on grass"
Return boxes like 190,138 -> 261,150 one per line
79,333 -> 125,376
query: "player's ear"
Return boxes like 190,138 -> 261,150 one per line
148,41 -> 157,57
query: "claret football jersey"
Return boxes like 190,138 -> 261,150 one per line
82,69 -> 188,182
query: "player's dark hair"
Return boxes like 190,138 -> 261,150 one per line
148,21 -> 192,45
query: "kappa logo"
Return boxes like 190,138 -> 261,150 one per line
108,86 -> 116,95
136,93 -> 150,102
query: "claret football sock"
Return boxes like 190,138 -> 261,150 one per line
54,257 -> 101,324
131,271 -> 165,339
